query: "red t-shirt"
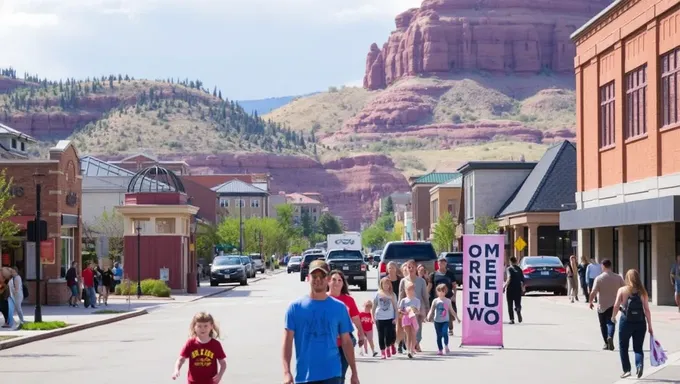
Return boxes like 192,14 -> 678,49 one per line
358,312 -> 373,333
82,268 -> 94,287
333,294 -> 360,346
180,338 -> 226,384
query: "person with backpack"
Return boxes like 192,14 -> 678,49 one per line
611,269 -> 654,379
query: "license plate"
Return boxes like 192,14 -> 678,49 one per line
342,266 -> 349,271
541,271 -> 549,276
354,276 -> 364,280
455,266 -> 463,270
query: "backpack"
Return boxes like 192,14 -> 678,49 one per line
22,283 -> 29,298
625,293 -> 645,322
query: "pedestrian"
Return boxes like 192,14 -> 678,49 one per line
394,262 -> 407,354
398,281 -> 421,358
611,269 -> 654,379
427,283 -> 461,355
578,255 -> 590,301
503,256 -> 525,324
372,277 -> 398,359
282,260 -> 359,384
589,259 -> 624,351
82,262 -> 97,309
358,300 -> 377,357
670,255 -> 680,313
65,261 -> 79,307
96,266 -> 114,306
328,270 -> 366,381
417,264 -> 432,297
429,255 -> 458,335
398,260 -> 429,352
112,262 -> 123,292
566,255 -> 579,303
0,267 -> 16,329
9,267 -> 25,325
586,258 -> 603,302
172,312 -> 226,383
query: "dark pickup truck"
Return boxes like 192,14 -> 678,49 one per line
326,249 -> 368,291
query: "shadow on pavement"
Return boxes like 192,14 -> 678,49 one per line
221,290 -> 251,298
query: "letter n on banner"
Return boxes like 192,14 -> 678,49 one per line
461,234 -> 504,348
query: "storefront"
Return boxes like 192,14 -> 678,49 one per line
0,140 -> 82,305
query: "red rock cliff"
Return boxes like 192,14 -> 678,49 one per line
363,0 -> 612,90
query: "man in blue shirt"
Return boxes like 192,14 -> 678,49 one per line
282,260 -> 360,384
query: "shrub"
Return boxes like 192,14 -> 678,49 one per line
115,279 -> 171,297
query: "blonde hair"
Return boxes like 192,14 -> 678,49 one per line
436,283 -> 448,293
624,269 -> 648,299
387,261 -> 401,277
579,254 -> 589,265
0,267 -> 11,280
189,312 -> 221,339
363,299 -> 373,309
405,280 -> 415,291
378,277 -> 393,296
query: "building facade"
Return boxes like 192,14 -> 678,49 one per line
429,176 -> 462,243
213,179 -> 269,221
560,0 -> 680,306
410,173 -> 459,240
286,193 -> 324,225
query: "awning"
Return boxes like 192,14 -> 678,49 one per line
559,195 -> 680,230
9,215 -> 33,230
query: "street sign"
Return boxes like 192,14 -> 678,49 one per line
514,236 -> 527,252
27,220 -> 47,242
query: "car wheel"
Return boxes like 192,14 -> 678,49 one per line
287,269 -> 291,274
240,278 -> 248,286
210,281 -> 218,287
359,282 -> 367,291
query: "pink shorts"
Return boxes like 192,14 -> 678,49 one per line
401,314 -> 419,331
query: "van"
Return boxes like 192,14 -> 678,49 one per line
378,241 -> 438,279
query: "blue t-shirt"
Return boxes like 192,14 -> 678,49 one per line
285,296 -> 353,383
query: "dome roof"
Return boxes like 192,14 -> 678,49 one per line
127,165 -> 185,193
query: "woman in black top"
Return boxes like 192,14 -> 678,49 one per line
96,266 -> 114,306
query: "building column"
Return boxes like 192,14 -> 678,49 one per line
528,224 -> 538,257
594,227 -> 614,263
651,223 -> 675,306
618,226 -> 638,276
577,229 -> 591,261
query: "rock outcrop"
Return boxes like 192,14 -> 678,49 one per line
363,0 -> 612,90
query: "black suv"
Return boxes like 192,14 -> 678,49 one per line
326,249 -> 368,291
440,252 -> 463,285
378,241 -> 438,279
300,252 -> 326,282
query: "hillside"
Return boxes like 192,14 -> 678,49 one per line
237,93 -> 319,115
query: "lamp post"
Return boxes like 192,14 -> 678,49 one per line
238,198 -> 243,254
136,223 -> 142,298
190,216 -> 198,288
32,171 -> 45,323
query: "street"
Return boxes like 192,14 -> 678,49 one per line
1,271 -> 679,384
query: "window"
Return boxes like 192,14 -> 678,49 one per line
60,228 -> 75,279
625,65 -> 647,138
219,198 -> 229,208
238,199 -> 245,208
156,218 -> 176,234
661,47 -> 680,127
20,142 -> 25,151
447,199 -> 458,217
132,219 -> 150,234
431,199 -> 439,223
11,138 -> 16,149
600,81 -> 615,148
465,176 -> 474,219
251,199 -> 260,208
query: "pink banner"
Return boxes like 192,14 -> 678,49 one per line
461,234 -> 505,347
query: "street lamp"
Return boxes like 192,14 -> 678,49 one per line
32,171 -> 45,323
190,216 -> 198,288
238,198 -> 243,254
136,223 -> 142,298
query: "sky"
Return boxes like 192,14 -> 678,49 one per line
0,0 -> 423,100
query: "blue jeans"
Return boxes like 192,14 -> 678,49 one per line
339,333 -> 356,380
86,287 -> 96,307
7,298 -> 15,327
597,307 -> 616,343
434,321 -> 449,351
618,314 -> 646,373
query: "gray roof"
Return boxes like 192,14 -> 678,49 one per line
81,156 -> 173,191
212,179 -> 268,195
0,122 -> 37,142
571,0 -> 622,41
496,141 -> 576,217
457,161 -> 537,175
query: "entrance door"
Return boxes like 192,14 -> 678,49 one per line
638,225 -> 652,299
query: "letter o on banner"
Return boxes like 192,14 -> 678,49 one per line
469,245 -> 482,258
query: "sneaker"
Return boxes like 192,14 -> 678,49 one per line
437,350 -> 443,355
448,330 -> 453,336
372,351 -> 378,357
517,311 -> 523,323
386,348 -> 392,358
407,352 -> 413,359
636,365 -> 643,378
602,343 -> 609,350
620,372 -> 631,379
509,320 -> 515,324
445,346 -> 450,354
415,344 -> 422,352
398,345 -> 403,354
607,337 -> 615,351
390,345 -> 397,355
380,350 -> 386,360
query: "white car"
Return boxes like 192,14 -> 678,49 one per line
248,253 -> 265,273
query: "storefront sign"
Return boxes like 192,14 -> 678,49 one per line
66,192 -> 78,206
40,238 -> 55,264
160,267 -> 169,281
9,186 -> 24,197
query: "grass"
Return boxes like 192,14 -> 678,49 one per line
92,309 -> 128,314
0,335 -> 18,341
19,321 -> 68,331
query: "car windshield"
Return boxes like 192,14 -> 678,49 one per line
445,253 -> 463,264
249,254 -> 262,260
239,257 -> 250,264
303,254 -> 324,263
383,243 -> 436,261
289,256 -> 302,263
522,257 -> 563,267
213,257 -> 241,266
327,250 -> 363,260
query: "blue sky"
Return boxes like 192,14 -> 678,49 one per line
0,0 -> 422,100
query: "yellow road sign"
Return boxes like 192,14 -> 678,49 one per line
514,236 -> 527,252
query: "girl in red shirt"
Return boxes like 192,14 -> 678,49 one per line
172,312 -> 227,384
358,300 -> 377,357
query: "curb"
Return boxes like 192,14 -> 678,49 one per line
610,351 -> 680,384
0,309 -> 148,351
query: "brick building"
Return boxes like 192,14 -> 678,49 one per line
560,0 -> 680,306
1,140 -> 82,305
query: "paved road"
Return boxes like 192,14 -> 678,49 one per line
1,270 -> 679,383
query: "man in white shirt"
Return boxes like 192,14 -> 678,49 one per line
586,260 -> 602,303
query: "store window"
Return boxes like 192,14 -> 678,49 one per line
638,225 -> 652,299
613,227 -> 619,274
156,218 -> 176,234
133,219 -> 151,234
537,226 -> 572,263
60,228 -> 75,278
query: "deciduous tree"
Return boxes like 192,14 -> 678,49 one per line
432,212 -> 455,253
0,170 -> 19,258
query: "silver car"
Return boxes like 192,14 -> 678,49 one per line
249,253 -> 265,274
239,256 -> 256,278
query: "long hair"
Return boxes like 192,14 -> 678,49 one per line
624,269 -> 648,299
378,277 -> 393,296
387,261 -> 401,278
328,270 -> 350,295
189,312 -> 221,339
579,254 -> 589,265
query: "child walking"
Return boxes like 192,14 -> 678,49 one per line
358,300 -> 378,357
373,277 -> 398,359
427,284 -> 461,355
172,312 -> 227,384
398,281 -> 421,359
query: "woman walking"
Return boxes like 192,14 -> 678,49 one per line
578,255 -> 590,301
566,255 -> 579,303
0,267 -> 17,329
417,264 -> 432,300
611,269 -> 654,379
10,267 -> 24,325
373,277 -> 398,359
328,270 -> 366,381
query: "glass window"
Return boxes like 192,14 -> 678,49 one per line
219,198 -> 229,208
251,199 -> 260,208
60,228 -> 74,279
133,219 -> 150,234
156,218 -> 176,234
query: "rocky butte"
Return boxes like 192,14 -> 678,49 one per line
363,0 -> 613,90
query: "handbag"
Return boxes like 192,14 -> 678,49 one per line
650,335 -> 668,367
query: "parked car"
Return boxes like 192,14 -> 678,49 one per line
519,256 -> 567,295
239,255 -> 256,278
210,256 -> 248,286
300,251 -> 326,282
287,256 -> 302,273
439,252 -> 463,285
378,241 -> 438,279
326,249 -> 368,291
249,253 -> 265,274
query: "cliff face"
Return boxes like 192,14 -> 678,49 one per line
363,0 -> 612,90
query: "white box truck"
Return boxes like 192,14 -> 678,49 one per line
327,232 -> 361,251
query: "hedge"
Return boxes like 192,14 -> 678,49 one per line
114,279 -> 171,297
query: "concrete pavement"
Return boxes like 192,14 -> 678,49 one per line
0,270 -> 678,383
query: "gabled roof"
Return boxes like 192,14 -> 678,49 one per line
411,172 -> 460,186
496,141 -> 576,218
212,179 -> 268,195
287,193 -> 322,205
457,161 -> 536,175
182,174 -> 254,189
0,122 -> 37,142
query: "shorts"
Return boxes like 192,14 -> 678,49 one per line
69,285 -> 78,297
675,280 -> 680,294
401,314 -> 419,331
